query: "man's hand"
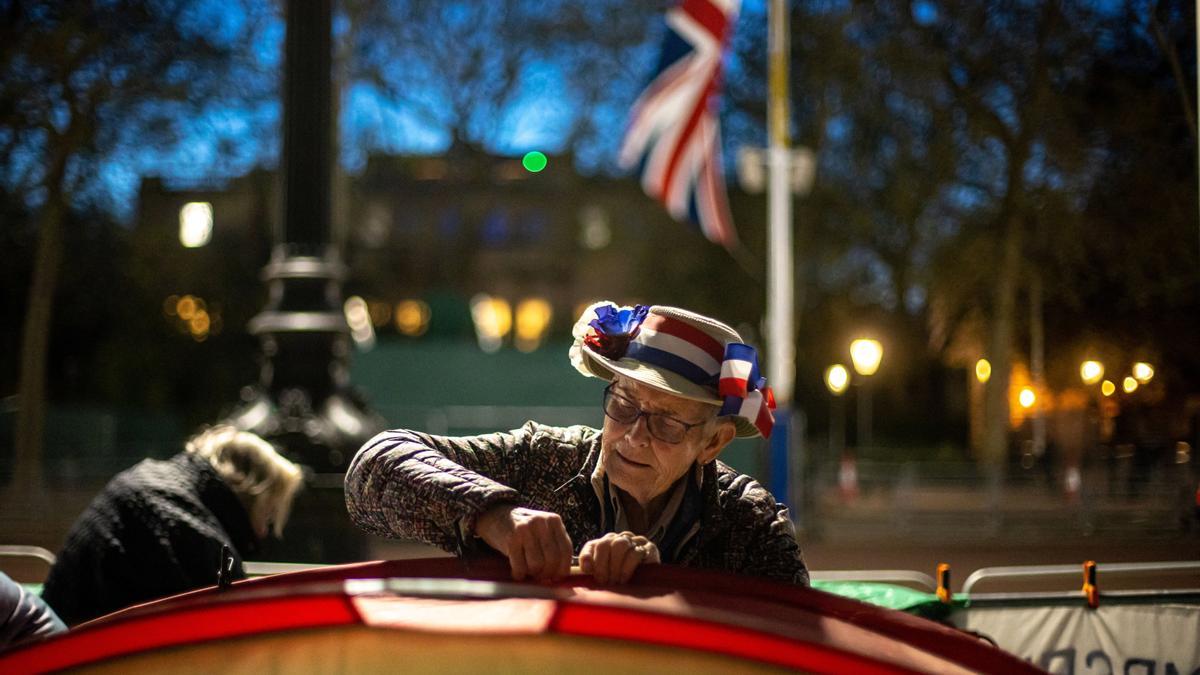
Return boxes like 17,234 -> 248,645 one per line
579,532 -> 660,584
474,503 -> 573,582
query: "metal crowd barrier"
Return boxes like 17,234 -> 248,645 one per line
962,560 -> 1200,597
0,545 -> 56,567
244,561 -> 331,576
809,569 -> 938,592
959,560 -> 1200,609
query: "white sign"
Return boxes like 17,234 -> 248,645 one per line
955,603 -> 1200,674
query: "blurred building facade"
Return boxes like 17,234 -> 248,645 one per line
137,144 -> 668,350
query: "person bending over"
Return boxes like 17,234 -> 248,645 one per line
42,426 -> 302,625
346,302 -> 807,585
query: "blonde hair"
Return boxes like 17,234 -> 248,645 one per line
186,426 -> 303,538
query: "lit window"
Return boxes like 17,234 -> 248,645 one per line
515,298 -> 553,352
179,202 -> 213,248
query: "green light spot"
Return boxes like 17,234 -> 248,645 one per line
522,151 -> 548,173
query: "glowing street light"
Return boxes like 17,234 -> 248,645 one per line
848,338 -> 882,451
1018,387 -> 1037,410
1122,376 -> 1138,394
824,364 -> 849,466
824,364 -> 849,395
850,339 -> 883,376
1101,380 -> 1116,397
1080,360 -> 1104,386
975,358 -> 992,384
1132,362 -> 1155,384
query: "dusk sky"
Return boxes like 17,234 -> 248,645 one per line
95,0 -> 701,221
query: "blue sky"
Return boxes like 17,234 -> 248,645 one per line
97,2 -> 616,222
92,0 -> 790,222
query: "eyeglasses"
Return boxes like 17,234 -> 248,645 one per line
602,384 -> 707,444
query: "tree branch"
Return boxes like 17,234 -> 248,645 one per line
1149,0 -> 1197,141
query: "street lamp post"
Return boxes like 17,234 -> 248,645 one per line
1080,358 -> 1106,443
849,339 -> 883,452
824,364 -> 849,461
220,0 -> 383,563
825,363 -> 853,503
1077,359 -> 1107,503
731,0 -> 818,511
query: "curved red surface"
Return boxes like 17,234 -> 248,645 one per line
550,602 -> 915,674
241,557 -> 1038,673
0,557 -> 1042,674
0,594 -> 359,674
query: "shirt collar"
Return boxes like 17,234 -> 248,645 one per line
589,453 -> 705,557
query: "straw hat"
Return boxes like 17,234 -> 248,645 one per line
569,302 -> 774,438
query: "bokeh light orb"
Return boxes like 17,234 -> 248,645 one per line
522,151 -> 548,173
1132,362 -> 1154,384
1018,387 -> 1036,409
975,358 -> 992,383
824,364 -> 849,395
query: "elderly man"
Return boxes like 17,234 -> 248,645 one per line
345,303 -> 808,585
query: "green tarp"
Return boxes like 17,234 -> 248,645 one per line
813,581 -> 954,620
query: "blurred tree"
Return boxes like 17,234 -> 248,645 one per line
720,2 -> 991,446
766,0 -> 1197,458
0,0 -> 270,500
913,1 -> 1100,465
1046,0 -> 1200,390
339,0 -> 660,169
754,0 -> 1109,458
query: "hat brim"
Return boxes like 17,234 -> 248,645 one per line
580,345 -> 762,438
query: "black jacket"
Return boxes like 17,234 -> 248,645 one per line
41,453 -> 257,625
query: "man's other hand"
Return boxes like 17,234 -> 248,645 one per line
578,532 -> 660,584
475,504 -> 573,582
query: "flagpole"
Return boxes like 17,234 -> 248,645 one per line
766,0 -> 796,508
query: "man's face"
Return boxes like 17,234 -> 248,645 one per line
600,376 -> 732,506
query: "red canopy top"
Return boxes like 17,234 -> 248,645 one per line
0,557 -> 1042,674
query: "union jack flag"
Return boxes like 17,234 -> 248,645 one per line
620,0 -> 741,249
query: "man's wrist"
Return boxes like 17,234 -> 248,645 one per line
473,501 -> 516,541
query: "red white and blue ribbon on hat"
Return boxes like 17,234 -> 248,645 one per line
585,304 -> 775,438
717,343 -> 776,439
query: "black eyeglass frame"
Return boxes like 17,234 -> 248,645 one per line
602,383 -> 708,444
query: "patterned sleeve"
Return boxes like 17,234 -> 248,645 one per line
725,475 -> 811,585
749,500 -> 811,585
344,423 -> 534,553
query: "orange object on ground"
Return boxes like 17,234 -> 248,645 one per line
1082,560 -> 1098,609
936,563 -> 952,604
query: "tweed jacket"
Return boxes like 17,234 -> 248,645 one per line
345,421 -> 808,585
